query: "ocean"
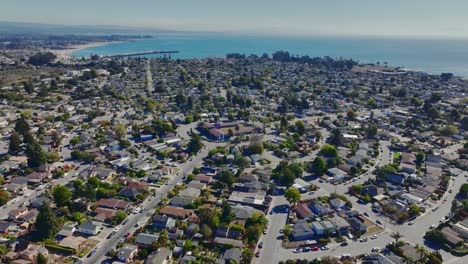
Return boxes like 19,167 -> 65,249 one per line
73,33 -> 468,77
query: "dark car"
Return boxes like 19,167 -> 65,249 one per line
341,242 -> 349,246
302,247 -> 311,252
258,242 -> 263,248
255,251 -> 260,258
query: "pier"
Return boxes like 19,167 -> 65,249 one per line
104,50 -> 179,58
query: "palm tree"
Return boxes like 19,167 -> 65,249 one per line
415,244 -> 427,262
391,231 -> 402,244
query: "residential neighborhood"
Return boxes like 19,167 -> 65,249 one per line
0,45 -> 467,264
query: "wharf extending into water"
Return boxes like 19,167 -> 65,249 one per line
105,50 -> 179,58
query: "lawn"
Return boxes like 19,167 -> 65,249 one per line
76,239 -> 99,258
393,152 -> 401,160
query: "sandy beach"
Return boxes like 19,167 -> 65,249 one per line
51,41 -> 123,60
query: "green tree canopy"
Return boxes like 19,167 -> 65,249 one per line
9,131 -> 22,155
35,203 -> 60,240
112,210 -> 128,225
187,133 -> 203,155
285,188 -> 301,205
0,190 -> 10,206
26,141 -> 47,168
52,185 -> 72,207
310,157 -> 327,175
14,118 -> 30,136
320,144 -> 338,158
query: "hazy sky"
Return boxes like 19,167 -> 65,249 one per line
2,0 -> 468,38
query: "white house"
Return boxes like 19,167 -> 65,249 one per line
77,220 -> 100,235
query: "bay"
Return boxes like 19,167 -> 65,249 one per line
73,33 -> 468,77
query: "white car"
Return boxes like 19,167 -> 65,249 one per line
321,246 -> 329,250
408,221 -> 414,225
371,234 -> 378,239
360,237 -> 368,242
293,248 -> 302,253
371,247 -> 380,252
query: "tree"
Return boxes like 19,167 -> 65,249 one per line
416,152 -> 425,167
220,201 -> 235,224
440,125 -> 459,136
409,204 -> 421,216
114,124 -> 126,139
391,231 -> 402,244
218,170 -> 236,187
26,141 -> 47,168
52,185 -> 72,207
35,203 -> 59,240
200,224 -> 213,239
320,144 -> 338,158
366,123 -> 378,139
112,211 -> 128,225
284,188 -> 301,206
346,109 -> 356,120
9,131 -> 22,155
295,120 -> 306,136
311,157 -> 327,175
426,251 -> 443,264
328,129 -> 343,146
376,164 -> 397,179
23,131 -> 35,145
28,52 -> 56,66
15,118 -> 30,136
415,244 -> 427,263
37,253 -> 47,264
0,190 -> 10,206
187,133 -> 203,155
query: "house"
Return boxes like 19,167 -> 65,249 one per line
58,236 -> 86,250
93,167 -> 116,180
179,187 -> 201,199
145,247 -> 172,264
231,204 -> 262,220
388,173 -> 406,185
29,197 -> 52,208
187,180 -> 206,190
295,203 -> 314,219
222,248 -> 242,264
16,244 -> 49,263
96,198 -> 131,211
330,216 -> 350,236
312,222 -> 325,235
93,207 -> 117,223
292,220 -> 314,241
308,201 -> 332,216
118,188 -> 141,199
320,220 -> 337,234
195,174 -> 212,184
152,215 -> 176,229
158,206 -> 194,219
215,227 -> 243,239
170,196 -> 194,207
8,208 -> 29,221
117,244 -> 138,263
135,233 -> 159,248
347,217 -> 368,234
77,220 -> 100,235
56,225 -> 76,239
0,221 -> 15,234
327,168 -> 348,182
452,219 -> 468,239
399,163 -> 416,174
361,185 -> 381,197
127,180 -> 149,190
329,198 -> 347,210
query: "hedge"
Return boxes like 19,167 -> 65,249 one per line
44,243 -> 75,254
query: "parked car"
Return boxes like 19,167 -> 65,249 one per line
359,237 -> 368,242
341,242 -> 348,246
321,246 -> 329,250
259,242 -> 263,248
408,221 -> 414,225
371,234 -> 378,239
311,246 -> 320,251
293,248 -> 302,253
302,247 -> 310,252
371,247 -> 380,252
255,251 -> 260,258
376,219 -> 383,225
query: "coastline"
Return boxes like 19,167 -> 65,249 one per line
51,40 -> 124,60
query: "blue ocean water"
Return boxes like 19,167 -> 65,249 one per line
73,33 -> 468,77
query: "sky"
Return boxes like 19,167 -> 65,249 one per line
2,0 -> 468,38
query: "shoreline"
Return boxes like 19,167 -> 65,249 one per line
50,40 -> 125,60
